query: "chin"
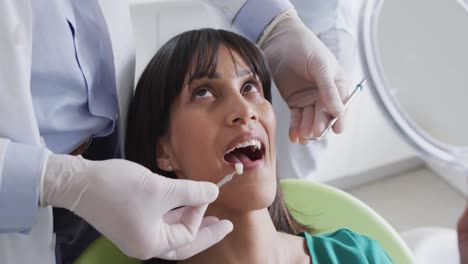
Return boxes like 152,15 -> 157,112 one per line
215,179 -> 277,212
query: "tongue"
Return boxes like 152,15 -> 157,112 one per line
224,152 -> 251,164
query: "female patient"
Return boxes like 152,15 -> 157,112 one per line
126,28 -> 393,264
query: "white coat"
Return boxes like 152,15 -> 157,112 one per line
0,0 -> 245,263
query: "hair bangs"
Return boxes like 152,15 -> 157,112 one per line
186,32 -> 220,86
182,29 -> 272,102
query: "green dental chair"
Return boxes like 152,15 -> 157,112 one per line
74,179 -> 414,264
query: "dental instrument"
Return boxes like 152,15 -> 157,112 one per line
216,163 -> 244,187
303,78 -> 367,141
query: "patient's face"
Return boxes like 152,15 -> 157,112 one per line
161,45 -> 277,212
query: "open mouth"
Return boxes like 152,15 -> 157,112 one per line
223,139 -> 265,165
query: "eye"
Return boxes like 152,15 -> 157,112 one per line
193,87 -> 214,99
242,82 -> 260,94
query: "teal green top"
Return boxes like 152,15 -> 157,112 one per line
300,229 -> 394,264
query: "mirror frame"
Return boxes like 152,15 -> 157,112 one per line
358,0 -> 468,172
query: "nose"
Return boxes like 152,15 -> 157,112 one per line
225,94 -> 258,126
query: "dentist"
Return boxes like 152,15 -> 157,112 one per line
273,0 -> 363,180
0,1 -> 348,264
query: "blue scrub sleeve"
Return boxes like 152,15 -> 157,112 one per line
0,141 -> 48,233
232,0 -> 293,42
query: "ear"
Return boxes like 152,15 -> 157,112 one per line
156,136 -> 177,172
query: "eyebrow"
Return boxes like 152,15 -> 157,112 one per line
188,68 -> 253,84
237,69 -> 253,78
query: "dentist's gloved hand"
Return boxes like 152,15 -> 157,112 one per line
40,154 -> 233,260
259,9 -> 350,144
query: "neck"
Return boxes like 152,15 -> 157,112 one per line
183,209 -> 284,264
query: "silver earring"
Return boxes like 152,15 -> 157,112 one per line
167,165 -> 173,171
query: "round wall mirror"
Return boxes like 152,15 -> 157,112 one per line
359,0 -> 468,174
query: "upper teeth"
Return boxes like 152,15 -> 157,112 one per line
226,139 -> 262,154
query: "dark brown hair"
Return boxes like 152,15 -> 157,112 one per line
125,28 -> 311,264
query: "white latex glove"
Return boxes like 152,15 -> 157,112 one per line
40,154 -> 233,260
259,9 -> 350,144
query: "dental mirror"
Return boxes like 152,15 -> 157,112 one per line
359,0 -> 468,195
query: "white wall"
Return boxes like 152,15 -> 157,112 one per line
130,0 -> 223,80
